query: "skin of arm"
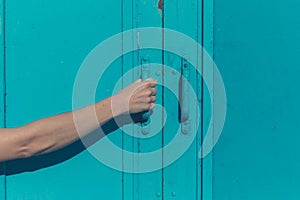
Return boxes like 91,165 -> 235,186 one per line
0,78 -> 157,162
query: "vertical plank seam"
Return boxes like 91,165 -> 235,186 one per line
2,0 -> 7,199
202,0 -> 214,199
131,0 -> 135,198
121,0 -> 125,199
211,0 -> 215,199
134,1 -> 139,199
161,0 -> 165,199
200,0 -> 205,199
196,0 -> 204,199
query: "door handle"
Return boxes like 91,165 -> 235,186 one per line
179,58 -> 190,134
141,57 -> 151,134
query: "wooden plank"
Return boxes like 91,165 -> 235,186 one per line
0,0 -> 5,198
5,0 -> 123,199
164,0 -> 200,199
213,0 -> 300,199
133,1 -> 163,199
122,0 -> 135,199
202,0 -> 214,199
123,0 -> 164,199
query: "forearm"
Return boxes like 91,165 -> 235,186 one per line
0,78 -> 157,162
15,97 -> 117,159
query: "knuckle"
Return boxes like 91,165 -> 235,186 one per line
143,82 -> 150,87
146,90 -> 152,96
146,97 -> 151,103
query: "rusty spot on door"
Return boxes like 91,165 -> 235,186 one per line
158,0 -> 163,10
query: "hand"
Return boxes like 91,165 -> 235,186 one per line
112,78 -> 157,116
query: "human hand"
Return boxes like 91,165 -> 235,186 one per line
112,78 -> 157,116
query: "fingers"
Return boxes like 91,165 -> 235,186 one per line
137,88 -> 157,97
133,78 -> 157,96
144,78 -> 157,86
135,78 -> 157,90
143,96 -> 157,103
150,96 -> 157,102
135,95 -> 156,104
150,88 -> 158,96
150,103 -> 156,110
126,78 -> 158,114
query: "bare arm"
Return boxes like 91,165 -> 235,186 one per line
0,79 -> 157,162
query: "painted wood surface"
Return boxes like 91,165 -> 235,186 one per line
1,0 -> 299,199
1,0 -> 212,199
5,0 -> 122,199
0,0 -> 5,198
164,0 -> 202,199
213,0 -> 300,199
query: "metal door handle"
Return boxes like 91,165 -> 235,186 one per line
141,57 -> 151,134
179,59 -> 190,134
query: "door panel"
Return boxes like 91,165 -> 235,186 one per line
5,0 -> 122,199
164,0 -> 200,199
122,0 -> 135,199
213,0 -> 300,199
123,0 -> 164,199
201,0 -> 214,199
2,0 -> 217,199
1,0 -> 299,199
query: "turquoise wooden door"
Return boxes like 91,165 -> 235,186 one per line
1,0 -> 209,199
2,0 -> 299,199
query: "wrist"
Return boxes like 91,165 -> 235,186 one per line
110,95 -> 126,117
94,97 -> 119,125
